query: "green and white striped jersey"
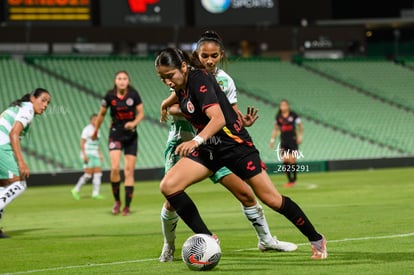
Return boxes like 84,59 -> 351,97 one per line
80,124 -> 100,158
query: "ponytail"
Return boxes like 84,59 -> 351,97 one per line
155,47 -> 204,70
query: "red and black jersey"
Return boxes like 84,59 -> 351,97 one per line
101,87 -> 142,129
275,111 -> 300,143
175,69 -> 253,149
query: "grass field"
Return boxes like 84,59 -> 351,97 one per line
1,167 -> 413,275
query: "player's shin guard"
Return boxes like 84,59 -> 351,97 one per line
111,181 -> 121,201
125,186 -> 134,207
161,205 -> 179,245
277,196 -> 322,242
92,173 -> 102,197
243,203 -> 274,244
0,181 -> 27,209
166,191 -> 212,235
74,173 -> 92,192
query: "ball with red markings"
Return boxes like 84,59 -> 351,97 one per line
181,234 -> 221,271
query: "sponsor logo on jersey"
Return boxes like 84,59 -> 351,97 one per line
199,85 -> 207,93
187,101 -> 195,113
111,99 -> 117,106
126,98 -> 134,106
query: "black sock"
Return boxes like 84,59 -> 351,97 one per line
166,191 -> 212,235
283,162 -> 292,182
125,186 -> 134,207
277,196 -> 322,241
292,167 -> 297,182
111,181 -> 121,202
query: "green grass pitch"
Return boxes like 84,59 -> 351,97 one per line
1,167 -> 413,274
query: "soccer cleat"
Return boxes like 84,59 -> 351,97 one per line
0,230 -> 10,238
159,243 -> 175,262
92,194 -> 105,200
284,182 -> 296,188
311,235 -> 328,259
122,206 -> 130,216
258,237 -> 298,252
71,189 -> 80,200
112,201 -> 121,215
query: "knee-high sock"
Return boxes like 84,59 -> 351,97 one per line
92,173 -> 102,197
125,186 -> 134,207
161,205 -> 179,245
166,191 -> 212,235
283,162 -> 293,182
111,181 -> 121,202
277,196 -> 322,242
74,173 -> 92,192
243,203 -> 274,244
0,181 -> 27,210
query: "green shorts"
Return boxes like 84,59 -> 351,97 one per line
209,166 -> 232,184
0,148 -> 19,179
164,140 -> 181,173
83,155 -> 102,169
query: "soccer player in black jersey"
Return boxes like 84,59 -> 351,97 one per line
154,48 -> 327,259
93,71 -> 144,216
270,99 -> 303,188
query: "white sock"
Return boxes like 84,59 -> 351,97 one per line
160,205 -> 179,246
92,173 -> 102,197
0,181 -> 27,209
243,203 -> 275,245
74,173 -> 92,192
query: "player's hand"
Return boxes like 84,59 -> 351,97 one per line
91,131 -> 98,140
83,155 -> 89,164
239,106 -> 259,127
124,122 -> 136,130
269,141 -> 274,148
18,161 -> 30,179
297,136 -> 302,144
175,140 -> 199,158
160,107 -> 169,123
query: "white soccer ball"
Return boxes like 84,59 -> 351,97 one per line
181,233 -> 221,271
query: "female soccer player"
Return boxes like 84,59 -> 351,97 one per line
155,48 -> 327,259
0,88 -> 51,238
71,114 -> 104,200
269,99 -> 303,188
93,71 -> 144,216
158,31 -> 296,262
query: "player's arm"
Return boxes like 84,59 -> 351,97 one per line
175,105 -> 225,157
80,138 -> 88,163
269,124 -> 279,148
296,121 -> 303,144
125,103 -> 144,130
92,106 -> 107,139
160,92 -> 178,122
231,104 -> 258,127
10,122 -> 29,179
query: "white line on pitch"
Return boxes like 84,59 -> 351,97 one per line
3,232 -> 414,275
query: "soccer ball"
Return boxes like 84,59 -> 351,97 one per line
181,234 -> 221,271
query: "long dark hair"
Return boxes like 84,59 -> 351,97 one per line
10,88 -> 49,107
193,30 -> 227,70
277,99 -> 290,117
155,47 -> 204,70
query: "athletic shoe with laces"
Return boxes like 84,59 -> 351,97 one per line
71,189 -> 80,200
112,201 -> 121,215
92,194 -> 105,200
159,243 -> 175,262
0,230 -> 10,238
122,206 -> 130,216
284,182 -> 296,188
311,235 -> 328,259
258,237 -> 298,252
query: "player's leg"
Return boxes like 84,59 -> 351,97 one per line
217,171 -> 297,252
246,170 -> 327,259
161,156 -> 213,235
122,154 -> 136,216
109,149 -> 122,214
91,167 -> 103,200
72,167 -> 92,200
160,141 -> 180,262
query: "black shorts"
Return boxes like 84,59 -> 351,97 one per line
280,140 -> 298,151
108,127 -> 138,156
187,143 -> 265,180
